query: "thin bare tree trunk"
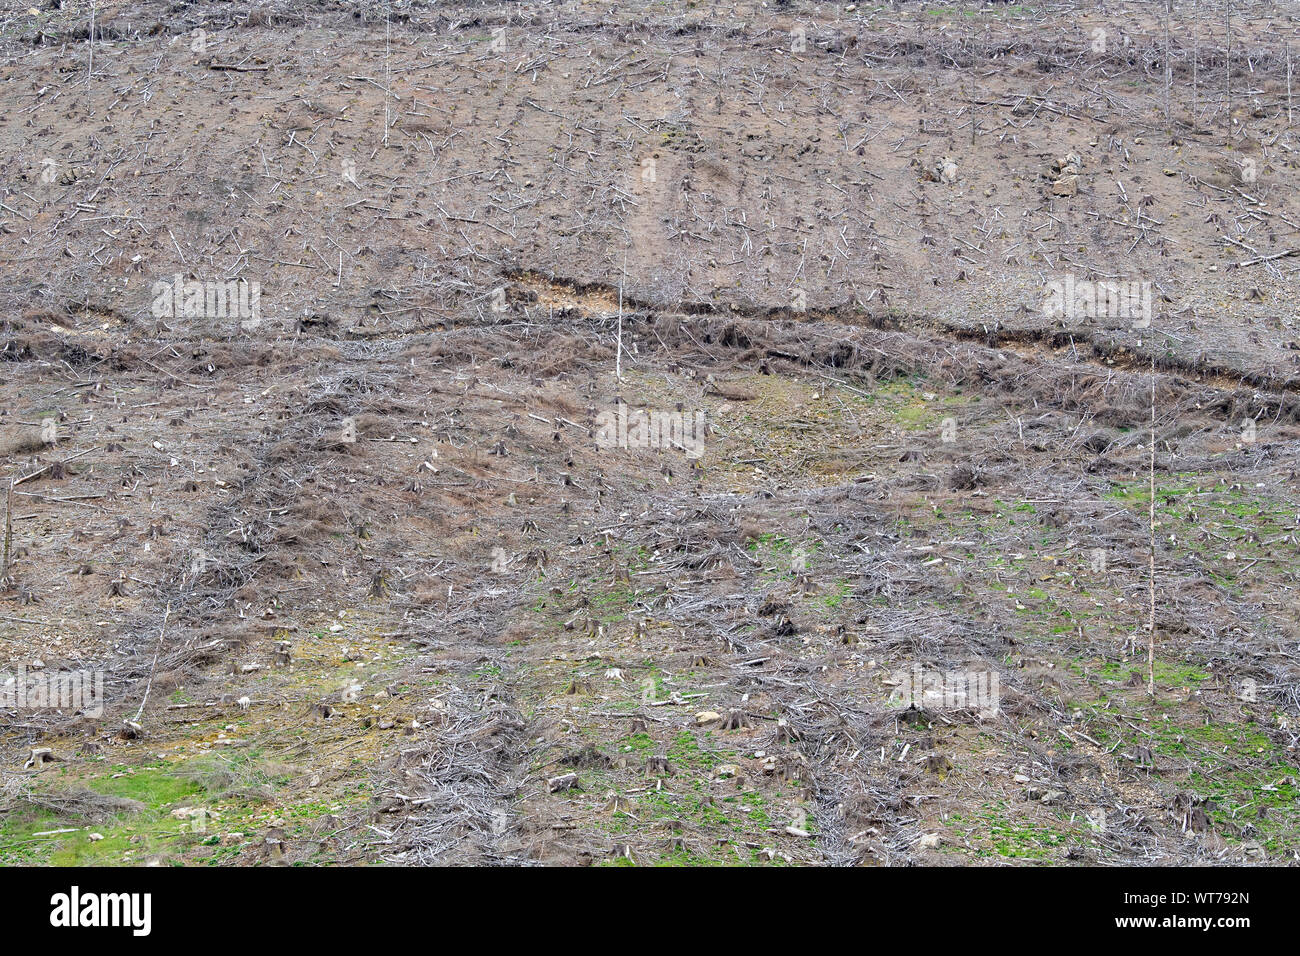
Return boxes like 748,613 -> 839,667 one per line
616,250 -> 626,381
1170,0 -> 1180,130
2,478 -> 12,585
1225,0 -> 1232,144
1193,0 -> 1199,115
1148,354 -> 1156,696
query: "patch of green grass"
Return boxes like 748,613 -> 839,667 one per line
588,584 -> 639,623
88,764 -> 201,806
667,730 -> 723,771
747,533 -> 823,582
651,847 -> 720,866
0,765 -> 205,865
970,801 -> 1068,860
619,732 -> 656,753
1071,658 -> 1211,688
821,578 -> 853,609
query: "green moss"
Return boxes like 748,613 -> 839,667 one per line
620,732 -> 656,752
88,765 -> 201,806
972,802 -> 1069,860
0,765 -> 204,866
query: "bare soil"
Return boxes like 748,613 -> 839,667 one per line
1,0 -> 1299,866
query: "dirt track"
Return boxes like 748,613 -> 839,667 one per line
1,0 -> 1299,866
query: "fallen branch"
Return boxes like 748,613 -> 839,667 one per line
1237,249 -> 1298,268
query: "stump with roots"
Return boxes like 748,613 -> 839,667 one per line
547,772 -> 579,793
645,754 -> 672,776
924,753 -> 953,775
23,747 -> 54,770
775,717 -> 799,744
720,709 -> 752,731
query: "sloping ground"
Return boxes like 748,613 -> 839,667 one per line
0,0 -> 1298,865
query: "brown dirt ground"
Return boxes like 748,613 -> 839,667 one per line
1,0 -> 1299,866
